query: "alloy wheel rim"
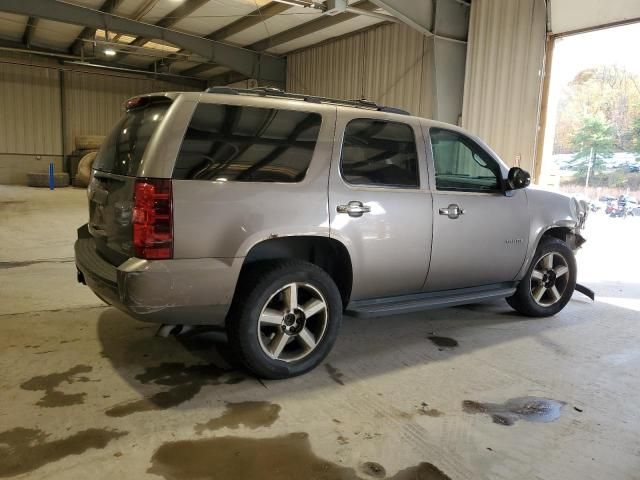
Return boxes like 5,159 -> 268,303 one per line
257,282 -> 328,362
529,252 -> 570,307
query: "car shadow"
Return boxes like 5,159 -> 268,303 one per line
95,280 -> 634,414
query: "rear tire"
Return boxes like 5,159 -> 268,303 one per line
507,237 -> 576,317
226,260 -> 342,379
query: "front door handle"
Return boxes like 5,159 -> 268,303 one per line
439,203 -> 465,219
337,201 -> 371,217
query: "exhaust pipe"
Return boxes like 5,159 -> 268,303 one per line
155,324 -> 194,338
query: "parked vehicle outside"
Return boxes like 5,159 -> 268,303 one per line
609,195 -> 639,218
75,88 -> 588,378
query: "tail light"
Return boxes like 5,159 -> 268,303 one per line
133,178 -> 173,259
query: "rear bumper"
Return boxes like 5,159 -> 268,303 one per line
74,224 -> 241,326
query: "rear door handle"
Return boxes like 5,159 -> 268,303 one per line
439,204 -> 465,219
337,201 -> 371,217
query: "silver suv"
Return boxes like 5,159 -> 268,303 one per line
75,87 -> 587,379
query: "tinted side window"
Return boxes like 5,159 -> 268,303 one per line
430,128 -> 502,192
341,119 -> 419,188
95,99 -> 171,176
173,104 -> 322,182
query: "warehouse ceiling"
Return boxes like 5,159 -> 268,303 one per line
0,0 -> 396,84
549,0 -> 640,34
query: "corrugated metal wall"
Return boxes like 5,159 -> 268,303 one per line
63,71 -> 193,155
0,60 -> 62,155
287,23 -> 432,118
0,52 -> 202,183
461,0 -> 547,173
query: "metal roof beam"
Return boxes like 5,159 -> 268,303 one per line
248,0 -> 378,52
21,16 -> 38,46
369,0 -> 469,44
208,1 -> 293,41
118,0 -> 210,60
69,0 -> 123,54
167,2 -> 293,76
368,0 -> 434,35
179,62 -> 220,78
0,0 -> 286,83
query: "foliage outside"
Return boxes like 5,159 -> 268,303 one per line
553,65 -> 640,193
632,116 -> 640,159
569,114 -> 614,180
554,66 -> 640,154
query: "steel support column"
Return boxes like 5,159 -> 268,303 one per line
370,0 -> 469,125
430,0 -> 469,124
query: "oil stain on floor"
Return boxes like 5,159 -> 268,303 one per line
0,427 -> 127,477
105,362 -> 244,417
194,401 -> 281,434
20,365 -> 92,407
462,397 -> 565,426
149,432 -> 451,480
325,363 -> 345,385
427,336 -> 458,349
361,461 -> 386,478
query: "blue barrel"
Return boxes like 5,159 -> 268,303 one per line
49,162 -> 54,190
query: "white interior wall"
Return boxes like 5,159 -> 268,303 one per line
0,52 -> 202,184
461,0 -> 547,174
550,0 -> 640,34
287,22 -> 433,118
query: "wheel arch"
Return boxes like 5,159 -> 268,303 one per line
515,224 -> 585,282
238,236 -> 353,308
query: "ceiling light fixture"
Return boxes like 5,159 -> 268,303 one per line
104,48 -> 116,56
271,0 -> 323,9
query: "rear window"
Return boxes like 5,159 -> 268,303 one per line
94,98 -> 171,176
172,103 -> 322,182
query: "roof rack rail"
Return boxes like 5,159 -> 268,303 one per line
204,86 -> 410,115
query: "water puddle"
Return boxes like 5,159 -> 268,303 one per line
20,365 -> 92,407
105,362 -> 244,417
194,401 -> 281,434
462,397 -> 565,426
149,432 -> 450,480
0,427 -> 126,477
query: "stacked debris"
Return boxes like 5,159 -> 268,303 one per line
72,135 -> 104,188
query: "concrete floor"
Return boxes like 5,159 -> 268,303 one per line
0,185 -> 639,480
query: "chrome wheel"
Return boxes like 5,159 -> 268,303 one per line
257,282 -> 329,362
530,252 -> 570,307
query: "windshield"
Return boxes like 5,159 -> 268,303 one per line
94,98 -> 171,176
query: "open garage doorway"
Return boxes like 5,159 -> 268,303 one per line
539,22 -> 640,216
537,20 -> 640,310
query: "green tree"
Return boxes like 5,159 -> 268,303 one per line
569,115 -> 615,180
554,66 -> 640,153
632,116 -> 640,160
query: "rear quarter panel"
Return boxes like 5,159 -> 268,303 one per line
171,96 -> 337,259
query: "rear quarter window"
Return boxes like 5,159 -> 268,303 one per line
94,98 -> 171,176
173,103 -> 322,182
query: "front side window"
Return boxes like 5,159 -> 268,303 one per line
430,128 -> 502,192
341,119 -> 419,188
173,104 -> 322,182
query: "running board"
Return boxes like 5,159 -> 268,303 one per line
345,283 -> 517,318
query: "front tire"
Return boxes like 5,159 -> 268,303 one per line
507,237 -> 576,317
226,260 -> 342,379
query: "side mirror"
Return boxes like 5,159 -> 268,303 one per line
506,167 -> 531,190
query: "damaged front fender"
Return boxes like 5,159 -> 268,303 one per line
565,230 -> 586,251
